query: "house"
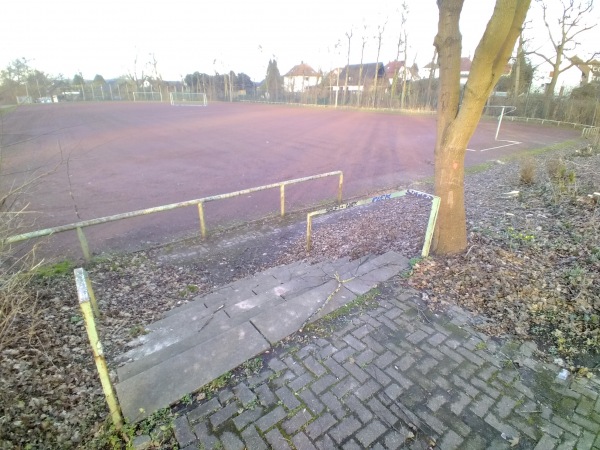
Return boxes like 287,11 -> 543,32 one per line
420,57 -> 471,83
332,63 -> 386,92
534,56 -> 600,94
421,57 -> 510,86
384,61 -> 420,85
569,56 -> 600,85
283,62 -> 321,93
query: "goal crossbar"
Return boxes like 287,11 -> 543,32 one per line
132,91 -> 162,102
170,92 -> 207,106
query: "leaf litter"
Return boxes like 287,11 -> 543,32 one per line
1,139 -> 598,448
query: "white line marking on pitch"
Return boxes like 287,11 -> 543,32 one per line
468,140 -> 522,152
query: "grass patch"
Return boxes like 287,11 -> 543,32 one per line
0,105 -> 17,116
303,288 -> 380,335
323,288 -> 380,321
465,161 -> 495,175
35,260 -> 74,278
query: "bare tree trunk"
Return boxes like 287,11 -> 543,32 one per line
512,33 -> 524,104
344,30 -> 353,106
357,28 -> 367,107
372,22 -> 386,109
400,32 -> 409,110
433,0 -> 530,255
391,15 -> 405,108
425,49 -> 437,109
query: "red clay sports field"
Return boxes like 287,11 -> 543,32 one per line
1,101 -> 581,259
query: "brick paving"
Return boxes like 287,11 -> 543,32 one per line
172,281 -> 600,449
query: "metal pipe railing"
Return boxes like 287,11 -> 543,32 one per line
306,189 -> 440,257
6,171 -> 344,262
74,268 -> 123,429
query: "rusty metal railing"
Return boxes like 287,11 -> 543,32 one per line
6,171 -> 343,262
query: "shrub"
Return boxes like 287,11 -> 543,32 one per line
519,158 -> 536,185
0,197 -> 41,353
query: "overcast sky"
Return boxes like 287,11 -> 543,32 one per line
1,0 -> 598,82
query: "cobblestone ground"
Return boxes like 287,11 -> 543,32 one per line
173,280 -> 600,450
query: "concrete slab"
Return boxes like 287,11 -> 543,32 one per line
265,274 -> 330,300
225,291 -> 283,317
343,277 -> 379,296
148,305 -> 213,333
318,257 -> 351,275
117,309 -> 230,379
223,273 -> 281,300
250,279 -> 339,344
227,295 -> 287,324
264,261 -> 313,283
358,263 -> 406,284
312,286 -> 357,321
115,322 -> 270,422
321,255 -> 373,280
163,291 -> 227,318
355,251 -> 408,277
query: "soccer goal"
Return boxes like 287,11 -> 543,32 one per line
133,91 -> 162,102
170,92 -> 208,106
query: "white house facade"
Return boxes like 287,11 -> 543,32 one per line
283,63 -> 321,93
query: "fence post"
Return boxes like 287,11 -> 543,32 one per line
198,202 -> 207,239
306,213 -> 313,251
280,184 -> 285,217
74,268 -> 123,430
421,196 -> 440,257
338,173 -> 344,203
76,227 -> 91,263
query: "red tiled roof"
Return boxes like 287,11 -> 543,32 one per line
284,63 -> 318,77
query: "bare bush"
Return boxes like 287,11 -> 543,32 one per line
0,112 -> 43,353
519,157 -> 536,185
546,157 -> 567,180
0,251 -> 40,353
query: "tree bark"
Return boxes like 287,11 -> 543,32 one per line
432,0 -> 530,255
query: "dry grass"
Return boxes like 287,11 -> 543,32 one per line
546,157 -> 567,180
0,207 -> 42,354
519,157 -> 536,185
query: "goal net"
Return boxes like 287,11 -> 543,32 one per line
133,91 -> 162,102
170,92 -> 208,106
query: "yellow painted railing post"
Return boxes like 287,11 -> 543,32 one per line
198,202 -> 206,239
76,227 -> 91,263
280,184 -> 285,217
421,196 -> 440,257
337,173 -> 344,203
85,275 -> 101,319
74,268 -> 123,430
306,213 -> 313,252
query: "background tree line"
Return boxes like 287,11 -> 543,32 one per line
1,0 -> 598,126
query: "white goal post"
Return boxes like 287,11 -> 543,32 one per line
170,92 -> 208,106
133,91 -> 163,102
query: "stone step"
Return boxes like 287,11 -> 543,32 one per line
114,252 -> 409,423
117,266 -> 333,367
115,321 -> 270,422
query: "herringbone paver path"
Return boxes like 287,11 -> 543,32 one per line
171,281 -> 600,450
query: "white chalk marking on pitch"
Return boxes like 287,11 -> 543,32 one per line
479,140 -> 522,152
